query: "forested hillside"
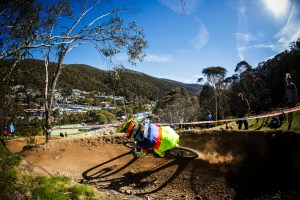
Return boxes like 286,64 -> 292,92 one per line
198,38 -> 300,120
1,37 -> 299,123
0,59 -> 202,101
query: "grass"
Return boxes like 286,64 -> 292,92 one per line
0,143 -> 22,198
27,176 -> 100,200
211,109 -> 300,132
52,124 -> 82,136
51,124 -> 104,136
0,143 -> 103,200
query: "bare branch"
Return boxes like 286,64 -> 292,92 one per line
66,0 -> 102,37
0,59 -> 19,85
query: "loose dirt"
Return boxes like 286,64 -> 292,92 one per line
5,130 -> 300,200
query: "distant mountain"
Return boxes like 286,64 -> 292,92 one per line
160,78 -> 203,94
0,59 -> 202,101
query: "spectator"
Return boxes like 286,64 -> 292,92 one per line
236,93 -> 250,130
3,123 -> 8,138
9,122 -> 15,137
204,110 -> 212,128
283,73 -> 298,130
225,122 -> 233,130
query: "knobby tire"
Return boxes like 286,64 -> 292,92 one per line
165,146 -> 199,159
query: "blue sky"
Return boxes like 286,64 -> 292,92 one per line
63,0 -> 300,84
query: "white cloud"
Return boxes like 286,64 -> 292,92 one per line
236,3 -> 250,61
114,53 -> 128,61
236,32 -> 255,43
275,1 -> 300,51
238,43 -> 275,51
253,43 -> 276,49
237,46 -> 244,61
191,21 -> 209,51
157,74 -> 194,83
236,0 -> 300,62
144,54 -> 171,63
114,53 -> 170,63
158,0 -> 201,15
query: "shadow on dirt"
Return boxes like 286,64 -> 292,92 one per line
225,131 -> 300,199
82,152 -> 138,180
105,159 -> 191,196
82,151 -> 195,196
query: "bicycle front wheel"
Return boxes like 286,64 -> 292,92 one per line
123,141 -> 135,148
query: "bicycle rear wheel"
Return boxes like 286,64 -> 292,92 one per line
165,146 -> 199,159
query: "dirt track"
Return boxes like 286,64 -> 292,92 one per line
5,130 -> 300,200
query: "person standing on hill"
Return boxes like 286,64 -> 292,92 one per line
2,123 -> 8,138
236,93 -> 250,130
204,110 -> 212,128
283,73 -> 298,130
9,122 -> 15,137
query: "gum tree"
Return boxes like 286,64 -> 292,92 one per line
38,0 -> 147,142
202,66 -> 227,126
0,0 -> 41,84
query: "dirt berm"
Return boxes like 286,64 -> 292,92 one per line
6,130 -> 300,199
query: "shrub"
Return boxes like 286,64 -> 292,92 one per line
0,144 -> 22,199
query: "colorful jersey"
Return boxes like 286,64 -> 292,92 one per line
117,119 -> 180,157
138,122 -> 179,157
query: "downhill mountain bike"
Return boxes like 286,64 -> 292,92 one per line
123,141 -> 199,159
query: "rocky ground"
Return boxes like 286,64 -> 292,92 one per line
5,129 -> 300,200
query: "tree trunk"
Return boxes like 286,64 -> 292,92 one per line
44,59 -> 52,143
214,88 -> 218,127
45,109 -> 52,143
44,57 -> 64,142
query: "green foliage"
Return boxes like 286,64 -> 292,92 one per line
69,184 -> 97,199
0,1 -> 41,60
0,144 -> 22,199
211,110 -> 300,132
30,176 -> 70,199
27,176 -> 101,200
97,113 -> 108,124
230,43 -> 300,109
154,88 -> 199,123
292,110 -> 300,131
198,38 -> 300,121
0,59 -> 202,101
15,126 -> 43,137
202,66 -> 227,86
198,85 -> 215,116
0,145 -> 102,200
23,133 -> 38,151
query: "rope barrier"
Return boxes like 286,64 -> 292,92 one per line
52,124 -> 117,130
169,106 -> 300,126
52,106 -> 300,129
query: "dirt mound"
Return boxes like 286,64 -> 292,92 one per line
6,130 -> 300,199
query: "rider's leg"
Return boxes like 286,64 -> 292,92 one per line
154,149 -> 165,157
244,120 -> 249,130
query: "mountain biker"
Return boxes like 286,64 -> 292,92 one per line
116,118 -> 179,157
